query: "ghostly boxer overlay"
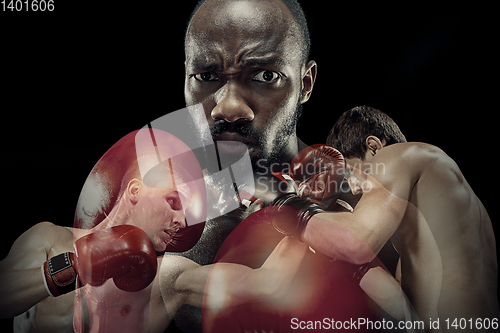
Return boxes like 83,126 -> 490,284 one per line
139,104 -> 256,223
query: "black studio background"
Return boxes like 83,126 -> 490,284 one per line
1,2 -> 497,331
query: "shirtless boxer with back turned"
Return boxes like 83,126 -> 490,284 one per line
270,106 -> 498,331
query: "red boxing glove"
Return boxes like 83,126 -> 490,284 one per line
42,225 -> 158,296
74,225 -> 157,292
290,144 -> 345,206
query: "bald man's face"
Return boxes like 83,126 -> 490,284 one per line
184,0 -> 316,164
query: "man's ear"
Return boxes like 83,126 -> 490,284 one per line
300,60 -> 317,104
365,136 -> 384,156
126,179 -> 142,204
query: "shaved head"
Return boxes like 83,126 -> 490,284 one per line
183,0 -> 317,166
185,0 -> 310,65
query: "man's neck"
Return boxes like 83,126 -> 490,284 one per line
255,135 -> 305,173
93,199 -> 131,231
250,136 -> 307,203
297,137 -> 308,152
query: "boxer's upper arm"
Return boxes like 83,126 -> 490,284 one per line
352,149 -> 416,251
184,237 -> 308,310
354,144 -> 423,253
170,261 -> 256,309
304,147 -> 415,261
348,171 -> 411,255
0,222 -> 56,271
165,259 -> 283,309
159,255 -> 206,309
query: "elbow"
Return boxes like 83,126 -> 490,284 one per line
328,234 -> 377,265
255,268 -> 291,301
303,217 -> 378,265
257,269 -> 280,299
346,245 -> 377,265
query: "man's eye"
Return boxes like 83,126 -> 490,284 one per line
192,72 -> 219,82
252,70 -> 281,83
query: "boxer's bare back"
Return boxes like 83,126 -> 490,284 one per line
308,142 -> 498,331
385,143 -> 498,325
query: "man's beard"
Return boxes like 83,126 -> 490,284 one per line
209,101 -> 303,168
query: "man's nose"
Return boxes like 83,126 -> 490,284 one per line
211,81 -> 254,123
173,210 -> 187,229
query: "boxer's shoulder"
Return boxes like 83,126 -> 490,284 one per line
384,143 -> 460,181
376,142 -> 447,164
1,222 -> 72,270
372,142 -> 453,179
13,222 -> 64,250
159,255 -> 199,286
158,255 -> 201,310
375,142 -> 467,202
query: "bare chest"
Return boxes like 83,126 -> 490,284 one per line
14,292 -> 79,333
83,280 -> 153,333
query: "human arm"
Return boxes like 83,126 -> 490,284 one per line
0,222 -> 158,318
299,148 -> 415,264
203,236 -> 308,310
302,184 -> 408,264
265,173 -> 408,264
360,266 -> 419,323
0,222 -> 60,317
161,236 -> 308,310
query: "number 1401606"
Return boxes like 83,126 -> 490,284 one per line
445,318 -> 498,330
2,0 -> 54,11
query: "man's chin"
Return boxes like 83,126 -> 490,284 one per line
154,243 -> 165,253
153,236 -> 169,253
248,147 -> 269,165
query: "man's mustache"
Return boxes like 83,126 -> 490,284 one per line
210,120 -> 255,139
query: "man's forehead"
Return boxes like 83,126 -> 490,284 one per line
185,0 -> 302,66
189,0 -> 291,30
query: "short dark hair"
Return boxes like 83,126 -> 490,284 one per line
185,0 -> 311,64
326,106 -> 407,159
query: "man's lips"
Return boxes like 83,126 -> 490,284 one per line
162,228 -> 178,243
213,134 -> 255,155
214,132 -> 253,143
213,132 -> 258,146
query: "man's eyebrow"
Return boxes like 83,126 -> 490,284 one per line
190,61 -> 221,72
241,56 -> 286,68
189,56 -> 286,71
